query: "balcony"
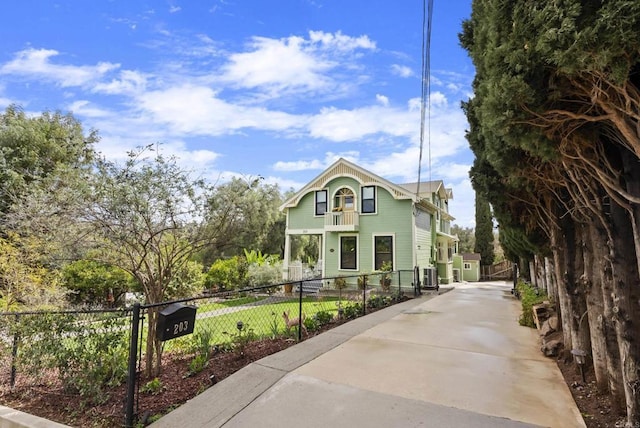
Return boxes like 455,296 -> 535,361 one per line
324,211 -> 359,232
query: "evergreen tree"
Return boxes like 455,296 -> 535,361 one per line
473,193 -> 494,266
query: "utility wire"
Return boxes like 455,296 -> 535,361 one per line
416,0 -> 434,200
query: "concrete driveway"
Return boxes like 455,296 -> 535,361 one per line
152,282 -> 584,428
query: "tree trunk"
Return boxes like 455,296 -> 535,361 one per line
144,308 -> 160,378
583,222 -> 610,394
609,197 -> 640,425
544,257 -> 556,305
591,221 -> 626,412
551,225 -> 573,351
567,221 -> 591,359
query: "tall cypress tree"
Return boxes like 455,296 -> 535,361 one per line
474,192 -> 494,267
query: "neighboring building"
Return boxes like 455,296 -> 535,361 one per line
279,158 -> 458,287
453,252 -> 481,282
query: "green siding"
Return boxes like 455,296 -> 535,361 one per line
286,176 -> 442,282
318,177 -> 414,278
288,190 -> 325,230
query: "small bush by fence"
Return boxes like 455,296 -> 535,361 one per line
0,309 -> 132,401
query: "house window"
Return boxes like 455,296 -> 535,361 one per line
374,235 -> 393,270
361,186 -> 376,214
315,190 -> 327,216
464,262 -> 471,270
335,188 -> 355,211
340,236 -> 357,270
415,210 -> 431,230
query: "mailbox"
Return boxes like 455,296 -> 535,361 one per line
156,303 -> 197,341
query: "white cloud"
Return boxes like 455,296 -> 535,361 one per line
391,64 -> 414,78
430,91 -> 448,108
221,35 -> 334,93
432,162 -> 471,182
375,94 -> 389,106
273,159 -> 326,172
92,70 -> 148,95
0,48 -> 120,87
220,31 -> 375,96
448,178 -> 475,228
169,5 -> 181,13
308,31 -> 376,51
67,100 -> 111,118
273,151 -> 360,172
307,105 -> 415,142
136,84 -> 306,135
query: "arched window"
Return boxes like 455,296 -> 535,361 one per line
334,188 -> 355,211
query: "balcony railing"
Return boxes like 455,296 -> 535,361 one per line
324,211 -> 359,231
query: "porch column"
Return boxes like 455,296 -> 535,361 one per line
283,233 -> 291,280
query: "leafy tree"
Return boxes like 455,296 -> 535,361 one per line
197,177 -> 285,265
0,233 -> 67,311
473,193 -> 494,266
164,260 -> 205,300
61,259 -> 136,307
451,224 -> 475,254
8,146 -> 220,377
0,105 -> 96,217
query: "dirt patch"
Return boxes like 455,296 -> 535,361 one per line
556,357 -> 625,428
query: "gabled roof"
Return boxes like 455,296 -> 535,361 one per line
279,158 -> 454,216
281,158 -> 418,210
462,253 -> 481,261
398,181 -> 453,200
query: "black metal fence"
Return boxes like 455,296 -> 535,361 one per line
0,270 -> 419,427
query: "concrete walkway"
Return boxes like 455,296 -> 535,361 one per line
151,282 -> 585,428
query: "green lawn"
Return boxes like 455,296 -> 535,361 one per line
164,295 -> 344,353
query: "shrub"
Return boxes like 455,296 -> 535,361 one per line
204,257 -> 246,291
314,310 -> 333,326
303,316 -> 319,332
343,302 -> 362,319
246,263 -> 282,293
517,281 -> 547,328
187,354 -> 208,376
367,295 -> 387,309
14,311 -> 130,403
141,378 -> 163,395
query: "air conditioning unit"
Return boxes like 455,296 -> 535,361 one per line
423,267 -> 438,289
453,268 -> 460,282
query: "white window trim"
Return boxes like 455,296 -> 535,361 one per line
331,185 -> 357,212
338,234 -> 359,271
372,233 -> 395,271
464,262 -> 472,270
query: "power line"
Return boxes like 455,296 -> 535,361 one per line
416,0 -> 434,200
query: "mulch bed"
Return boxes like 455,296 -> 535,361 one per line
556,357 -> 625,428
0,315 -> 351,427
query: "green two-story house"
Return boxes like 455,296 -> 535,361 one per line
279,158 -> 458,287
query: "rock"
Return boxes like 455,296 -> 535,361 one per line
540,319 -> 555,337
542,338 -> 564,357
548,315 -> 559,331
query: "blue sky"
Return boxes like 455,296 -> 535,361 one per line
0,0 -> 476,227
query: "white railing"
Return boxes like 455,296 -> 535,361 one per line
324,211 -> 359,231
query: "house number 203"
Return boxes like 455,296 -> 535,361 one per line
173,320 -> 189,335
